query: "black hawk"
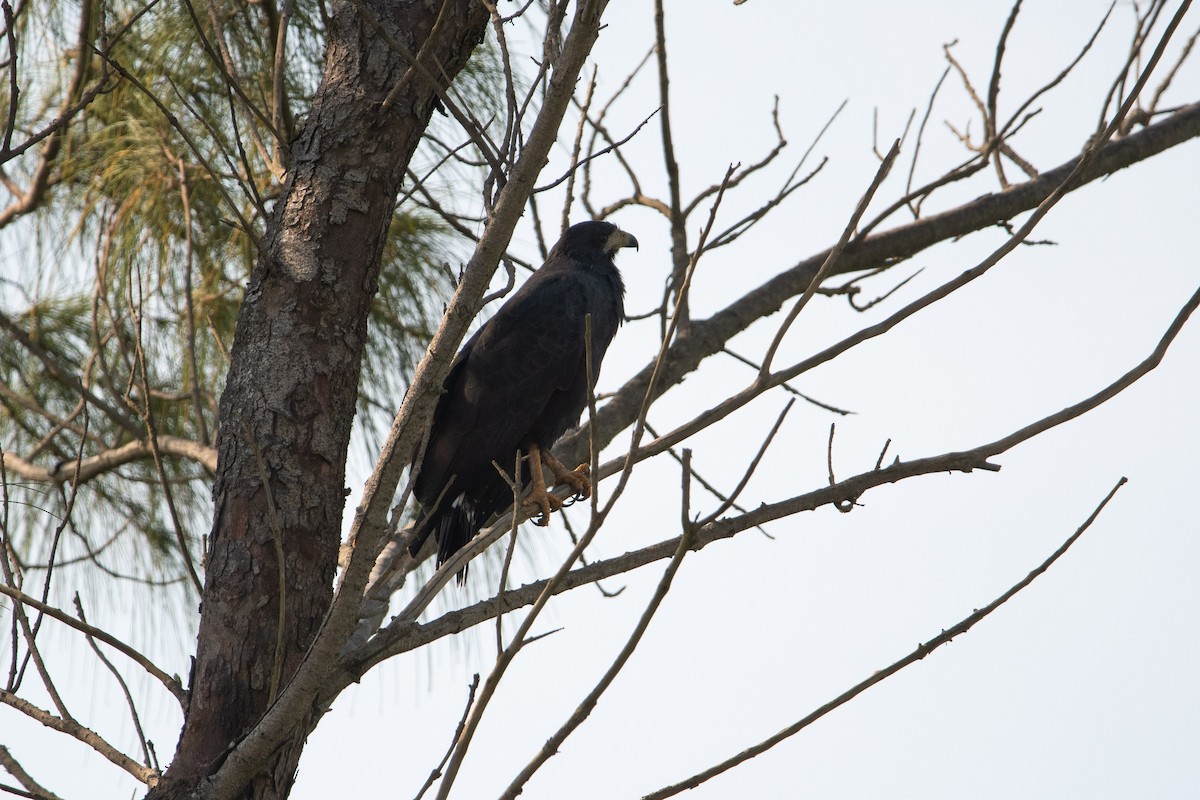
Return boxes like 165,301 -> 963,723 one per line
410,220 -> 638,567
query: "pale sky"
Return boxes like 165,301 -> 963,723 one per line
5,3 -> 1199,799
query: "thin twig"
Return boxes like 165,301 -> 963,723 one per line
696,399 -> 794,527
642,477 -> 1129,799
495,450 -> 523,656
128,262 -> 203,595
177,157 -> 209,447
73,594 -> 155,770
537,105 -> 659,194
645,422 -> 760,530
0,583 -> 186,706
412,675 -> 480,800
759,140 -> 901,376
2,429 -> 87,712
498,500 -> 699,799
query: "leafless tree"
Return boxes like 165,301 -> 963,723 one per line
2,1 -> 1198,799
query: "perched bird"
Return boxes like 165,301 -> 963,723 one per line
410,220 -> 638,568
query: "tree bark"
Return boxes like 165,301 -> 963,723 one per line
148,3 -> 489,799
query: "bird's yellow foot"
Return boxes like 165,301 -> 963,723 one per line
552,461 -> 591,500
521,483 -> 563,527
541,447 -> 590,500
521,445 -> 592,525
521,443 -> 561,526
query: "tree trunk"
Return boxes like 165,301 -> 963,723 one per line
148,4 -> 489,799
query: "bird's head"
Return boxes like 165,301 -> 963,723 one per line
555,220 -> 639,260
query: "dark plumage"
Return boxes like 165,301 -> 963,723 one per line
410,220 -> 638,567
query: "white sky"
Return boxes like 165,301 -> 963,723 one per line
4,3 -> 1199,799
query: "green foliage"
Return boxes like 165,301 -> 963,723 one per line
0,1 -> 503,586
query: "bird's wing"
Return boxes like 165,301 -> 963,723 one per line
417,269 -> 592,502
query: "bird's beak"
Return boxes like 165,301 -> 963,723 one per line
606,228 -> 639,252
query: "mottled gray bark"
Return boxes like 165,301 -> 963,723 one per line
147,3 -> 489,799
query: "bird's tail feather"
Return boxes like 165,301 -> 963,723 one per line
436,497 -> 477,568
410,491 -> 480,566
409,494 -> 479,581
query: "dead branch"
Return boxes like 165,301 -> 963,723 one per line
696,399 -> 794,527
0,689 -> 160,786
641,477 -> 1129,799
497,509 -> 698,799
759,139 -> 901,375
73,594 -> 157,771
0,745 -> 62,800
654,0 -> 691,331
0,582 -> 187,706
344,277 -> 1197,672
411,675 -> 480,800
556,99 -> 1200,472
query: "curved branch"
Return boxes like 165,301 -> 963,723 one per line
557,100 -> 1200,467
0,436 -> 216,484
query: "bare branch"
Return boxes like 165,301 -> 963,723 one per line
985,1 -> 1024,187
695,399 -> 794,527
347,278 -> 1198,669
759,139 -> 901,375
1146,23 -> 1199,115
579,44 -> 657,217
411,675 -> 480,800
73,594 -> 156,771
129,271 -> 203,595
999,1 -> 1117,140
1,433 -> 86,714
0,436 -> 216,485
0,689 -> 160,786
719,349 -> 854,415
903,65 -> 952,217
0,582 -> 187,707
654,0 -> 690,330
645,422 -> 760,527
536,105 -> 660,195
641,477 -> 1129,800
0,745 -> 62,800
557,99 -> 1200,471
497,509 -> 698,799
